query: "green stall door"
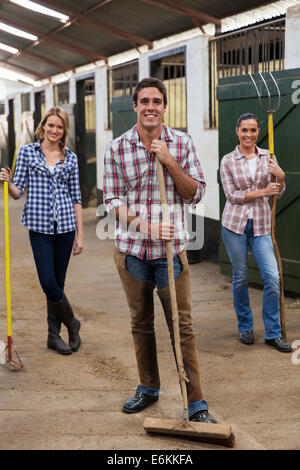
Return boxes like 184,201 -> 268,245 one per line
111,95 -> 137,139
217,68 -> 300,295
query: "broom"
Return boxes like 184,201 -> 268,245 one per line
143,156 -> 235,447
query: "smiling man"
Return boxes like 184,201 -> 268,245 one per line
103,77 -> 216,423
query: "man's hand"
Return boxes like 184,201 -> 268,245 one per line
151,221 -> 175,240
151,139 -> 172,166
138,218 -> 174,240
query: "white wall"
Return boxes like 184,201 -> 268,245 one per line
285,4 -> 300,69
95,66 -> 113,193
0,78 -> 31,101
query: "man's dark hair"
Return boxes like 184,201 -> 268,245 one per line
236,112 -> 259,128
133,77 -> 168,106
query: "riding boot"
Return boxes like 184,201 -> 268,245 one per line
54,294 -> 81,352
47,298 -> 73,355
156,250 -> 204,404
114,247 -> 159,389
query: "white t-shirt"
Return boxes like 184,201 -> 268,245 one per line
247,157 -> 258,219
47,165 -> 57,221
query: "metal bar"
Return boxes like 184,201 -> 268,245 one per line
210,17 -> 285,41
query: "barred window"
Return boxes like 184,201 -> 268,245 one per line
84,79 -> 96,132
151,51 -> 187,132
54,81 -> 69,107
21,93 -> 30,112
209,17 -> 285,128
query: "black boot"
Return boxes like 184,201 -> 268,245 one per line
47,298 -> 73,355
55,294 -> 81,352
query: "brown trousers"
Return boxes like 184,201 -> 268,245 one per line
114,247 -> 204,403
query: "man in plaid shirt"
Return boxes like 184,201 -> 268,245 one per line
104,78 -> 217,423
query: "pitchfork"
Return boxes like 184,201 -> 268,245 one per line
249,72 -> 286,340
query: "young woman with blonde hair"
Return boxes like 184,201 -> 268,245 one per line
0,107 -> 83,355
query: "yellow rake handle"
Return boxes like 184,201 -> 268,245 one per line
4,181 -> 12,338
268,113 -> 274,156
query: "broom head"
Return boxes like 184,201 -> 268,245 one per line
143,417 -> 235,447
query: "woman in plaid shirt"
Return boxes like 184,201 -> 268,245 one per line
0,107 -> 83,356
220,112 -> 291,353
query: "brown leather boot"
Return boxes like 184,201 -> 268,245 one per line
157,249 -> 204,404
114,248 -> 160,389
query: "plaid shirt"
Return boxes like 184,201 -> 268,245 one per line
13,141 -> 82,234
220,145 -> 285,236
104,124 -> 206,259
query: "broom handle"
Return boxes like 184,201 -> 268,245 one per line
155,156 -> 189,419
268,113 -> 286,340
4,181 -> 12,358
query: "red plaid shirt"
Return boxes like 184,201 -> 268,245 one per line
220,145 -> 285,236
104,124 -> 206,259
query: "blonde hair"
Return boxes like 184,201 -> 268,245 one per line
35,107 -> 70,160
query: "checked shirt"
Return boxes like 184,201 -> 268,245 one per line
104,124 -> 206,260
220,145 -> 285,236
13,141 -> 82,234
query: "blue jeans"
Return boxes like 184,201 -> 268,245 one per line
125,253 -> 183,289
126,253 -> 208,416
29,226 -> 75,303
222,220 -> 282,340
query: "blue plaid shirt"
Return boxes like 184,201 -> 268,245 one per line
13,141 -> 82,234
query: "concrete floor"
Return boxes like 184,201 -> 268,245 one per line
0,186 -> 299,451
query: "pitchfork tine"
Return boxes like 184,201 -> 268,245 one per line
249,72 -> 281,114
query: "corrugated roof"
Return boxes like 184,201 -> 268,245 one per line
0,0 -> 298,81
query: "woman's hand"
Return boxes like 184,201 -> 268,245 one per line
268,159 -> 285,180
73,233 -> 83,256
0,167 -> 12,183
264,182 -> 282,197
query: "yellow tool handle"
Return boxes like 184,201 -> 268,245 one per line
268,113 -> 274,156
4,181 -> 12,338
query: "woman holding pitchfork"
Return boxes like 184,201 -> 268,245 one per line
220,112 -> 291,353
0,107 -> 83,356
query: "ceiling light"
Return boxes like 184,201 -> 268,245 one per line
0,21 -> 38,41
0,42 -> 19,54
10,0 -> 69,23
